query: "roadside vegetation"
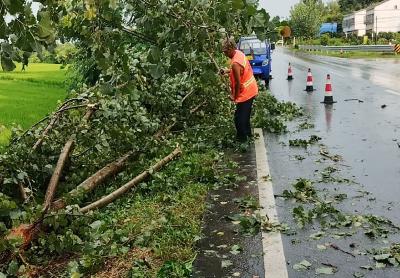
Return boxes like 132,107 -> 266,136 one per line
0,1 -> 295,277
290,48 -> 400,59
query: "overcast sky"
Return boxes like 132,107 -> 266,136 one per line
260,0 -> 331,19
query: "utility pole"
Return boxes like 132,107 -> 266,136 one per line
375,16 -> 378,44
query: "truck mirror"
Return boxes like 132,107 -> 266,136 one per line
271,43 -> 276,50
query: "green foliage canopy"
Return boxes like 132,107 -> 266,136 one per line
290,0 -> 325,38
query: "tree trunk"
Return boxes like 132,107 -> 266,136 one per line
80,146 -> 182,213
51,151 -> 134,210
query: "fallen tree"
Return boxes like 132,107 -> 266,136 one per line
0,0 -> 271,275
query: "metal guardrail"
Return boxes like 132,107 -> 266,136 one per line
299,45 -> 395,53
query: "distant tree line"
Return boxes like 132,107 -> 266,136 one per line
338,0 -> 383,14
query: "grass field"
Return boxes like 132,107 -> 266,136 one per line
294,49 -> 400,59
0,63 -> 67,146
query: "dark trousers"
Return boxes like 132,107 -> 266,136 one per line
234,97 -> 255,142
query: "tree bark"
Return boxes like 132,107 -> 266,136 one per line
43,139 -> 75,211
43,106 -> 96,211
51,151 -> 134,210
18,183 -> 27,202
80,146 -> 182,213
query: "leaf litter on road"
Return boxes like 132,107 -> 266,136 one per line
293,260 -> 312,271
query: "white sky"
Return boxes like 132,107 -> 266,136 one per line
260,0 -> 332,19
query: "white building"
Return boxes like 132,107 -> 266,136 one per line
343,0 -> 400,36
365,0 -> 400,34
343,9 -> 367,36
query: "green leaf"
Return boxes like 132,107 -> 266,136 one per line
89,220 -> 104,229
373,254 -> 391,261
230,244 -> 242,255
375,262 -> 386,269
109,0 -> 119,10
1,54 -> 16,72
310,231 -> 325,240
293,260 -> 312,271
221,260 -> 233,268
232,0 -> 244,9
353,272 -> 364,278
315,267 -> 336,275
359,265 -> 373,270
317,244 -> 327,250
37,11 -> 55,42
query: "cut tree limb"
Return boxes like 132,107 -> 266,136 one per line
43,139 -> 75,212
51,151 -> 134,210
43,106 -> 96,212
80,146 -> 182,213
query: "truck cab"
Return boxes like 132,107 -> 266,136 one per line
238,36 -> 272,87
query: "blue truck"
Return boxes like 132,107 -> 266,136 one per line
237,36 -> 273,87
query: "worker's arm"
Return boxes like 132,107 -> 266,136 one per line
232,63 -> 242,100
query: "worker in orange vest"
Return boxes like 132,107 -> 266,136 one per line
221,38 -> 259,142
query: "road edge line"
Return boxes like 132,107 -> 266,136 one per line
254,128 -> 288,278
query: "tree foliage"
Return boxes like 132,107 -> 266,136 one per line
290,0 -> 325,38
338,0 -> 383,14
0,0 -> 59,71
0,0 -> 273,275
323,0 -> 343,23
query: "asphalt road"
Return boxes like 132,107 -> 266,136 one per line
265,48 -> 400,277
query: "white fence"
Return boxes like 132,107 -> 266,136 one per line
299,45 -> 395,53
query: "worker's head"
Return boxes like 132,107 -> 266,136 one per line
222,37 -> 237,58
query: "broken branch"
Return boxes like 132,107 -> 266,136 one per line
43,139 -> 75,212
80,146 -> 182,213
328,243 -> 355,258
33,103 -> 94,150
51,151 -> 134,210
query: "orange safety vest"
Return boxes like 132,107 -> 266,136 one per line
229,50 -> 258,103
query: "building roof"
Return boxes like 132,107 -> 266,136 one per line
346,0 -> 395,15
366,0 -> 393,10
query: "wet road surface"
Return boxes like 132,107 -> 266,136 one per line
193,151 -> 265,278
266,48 -> 400,277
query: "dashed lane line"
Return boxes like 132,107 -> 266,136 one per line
254,128 -> 288,278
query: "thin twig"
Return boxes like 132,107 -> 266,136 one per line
181,89 -> 194,103
190,101 -> 207,114
328,243 -> 355,258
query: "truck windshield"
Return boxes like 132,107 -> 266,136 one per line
239,39 -> 267,55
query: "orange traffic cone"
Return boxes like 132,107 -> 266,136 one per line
321,74 -> 336,104
305,68 -> 315,92
287,63 -> 293,80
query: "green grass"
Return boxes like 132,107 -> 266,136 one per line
294,49 -> 400,59
0,63 -> 67,146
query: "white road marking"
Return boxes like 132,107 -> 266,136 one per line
386,89 -> 400,96
254,128 -> 288,278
